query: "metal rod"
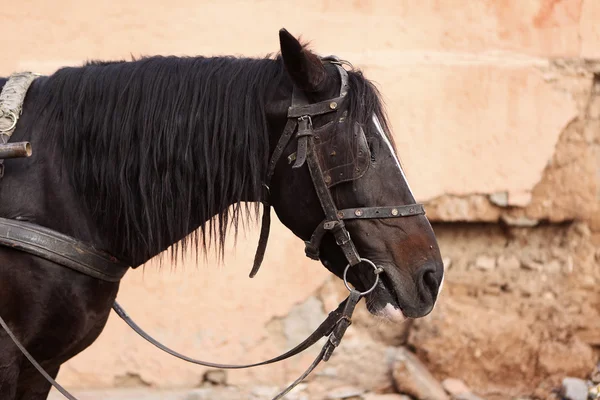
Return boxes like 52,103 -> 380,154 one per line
0,142 -> 32,159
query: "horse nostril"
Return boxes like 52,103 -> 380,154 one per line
423,270 -> 438,293
419,266 -> 439,299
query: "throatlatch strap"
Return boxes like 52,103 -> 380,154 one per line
250,118 -> 299,278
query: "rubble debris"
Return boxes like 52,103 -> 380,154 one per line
325,386 -> 365,399
202,369 -> 227,386
560,377 -> 588,400
474,256 -> 496,271
392,348 -> 449,400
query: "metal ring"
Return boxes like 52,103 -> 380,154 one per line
0,111 -> 17,133
343,258 -> 383,296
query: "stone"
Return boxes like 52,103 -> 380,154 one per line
589,384 -> 600,400
363,394 -> 412,400
250,386 -> 279,399
441,378 -> 470,396
186,388 -> 217,400
249,384 -> 307,400
326,386 -> 366,399
202,369 -> 227,386
392,348 -> 449,400
489,192 -> 509,207
591,363 -> 600,384
455,393 -> 485,400
545,260 -> 562,273
520,258 -> 544,271
497,255 -> 520,270
283,296 -> 327,348
474,255 -> 496,271
561,377 -> 589,400
501,215 -> 540,227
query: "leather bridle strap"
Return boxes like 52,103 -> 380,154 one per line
250,60 -> 351,278
305,204 -> 426,260
112,289 -> 362,400
112,292 -> 351,369
250,68 -> 346,278
304,134 -> 361,266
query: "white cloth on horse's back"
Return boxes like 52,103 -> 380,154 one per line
0,71 -> 40,138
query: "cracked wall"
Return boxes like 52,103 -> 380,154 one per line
1,0 -> 599,398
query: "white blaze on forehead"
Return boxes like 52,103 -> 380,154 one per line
371,114 -> 415,198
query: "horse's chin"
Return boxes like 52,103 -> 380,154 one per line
321,259 -> 407,324
374,303 -> 407,323
364,281 -> 408,324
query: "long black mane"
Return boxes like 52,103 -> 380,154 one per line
29,53 -> 390,266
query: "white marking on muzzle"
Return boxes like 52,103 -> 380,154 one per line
379,303 -> 407,323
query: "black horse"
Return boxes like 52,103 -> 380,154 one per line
0,29 -> 444,399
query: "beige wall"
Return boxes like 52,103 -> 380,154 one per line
1,0 -> 599,393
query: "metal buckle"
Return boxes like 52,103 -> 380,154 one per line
343,258 -> 384,296
297,115 -> 313,127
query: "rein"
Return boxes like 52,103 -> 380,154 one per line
0,59 -> 426,399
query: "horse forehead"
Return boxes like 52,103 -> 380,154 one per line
371,114 -> 415,198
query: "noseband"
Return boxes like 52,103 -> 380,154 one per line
251,56 -> 425,296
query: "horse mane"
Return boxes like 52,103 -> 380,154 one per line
29,52 -> 391,266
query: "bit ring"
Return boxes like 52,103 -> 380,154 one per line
343,258 -> 383,296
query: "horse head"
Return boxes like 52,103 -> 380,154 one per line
266,29 -> 444,321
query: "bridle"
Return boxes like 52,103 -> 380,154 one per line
250,56 -> 425,295
0,58 -> 426,400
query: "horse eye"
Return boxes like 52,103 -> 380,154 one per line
368,140 -> 376,162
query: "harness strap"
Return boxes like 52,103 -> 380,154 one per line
0,217 -> 129,282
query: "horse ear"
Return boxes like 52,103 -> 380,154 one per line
279,28 -> 328,92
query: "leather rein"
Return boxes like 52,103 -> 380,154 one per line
0,60 -> 426,399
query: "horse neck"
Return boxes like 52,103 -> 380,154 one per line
27,58 -> 280,268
